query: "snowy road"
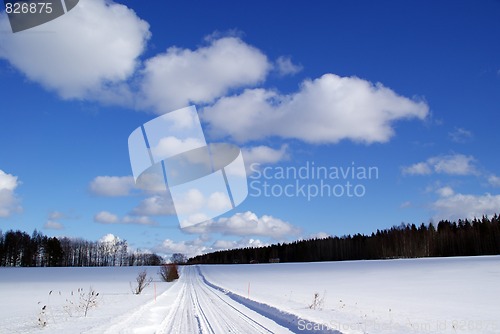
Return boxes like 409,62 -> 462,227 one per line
158,266 -> 293,334
98,266 -> 293,334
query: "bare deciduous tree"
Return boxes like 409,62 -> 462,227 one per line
131,270 -> 152,294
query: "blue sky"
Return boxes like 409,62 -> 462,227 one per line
1,0 -> 499,257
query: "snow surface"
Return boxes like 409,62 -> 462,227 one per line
0,266 -> 175,333
202,256 -> 500,334
0,256 -> 498,333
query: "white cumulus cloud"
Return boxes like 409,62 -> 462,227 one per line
433,189 -> 500,221
184,211 -> 300,239
154,236 -> 267,259
203,74 -> 428,144
0,0 -> 150,102
212,238 -> 267,251
156,238 -> 208,258
139,36 -> 271,113
99,233 -> 121,244
207,192 -> 232,211
132,195 -> 176,216
0,170 -> 18,191
0,170 -> 22,218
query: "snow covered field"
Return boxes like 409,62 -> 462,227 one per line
0,266 -> 176,333
0,256 -> 499,333
202,256 -> 500,334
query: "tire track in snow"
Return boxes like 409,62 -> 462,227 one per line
198,267 -> 341,334
158,266 -> 293,334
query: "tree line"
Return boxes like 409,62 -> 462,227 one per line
188,215 -> 500,264
0,229 -> 163,267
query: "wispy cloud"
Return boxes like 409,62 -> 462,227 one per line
448,127 -> 473,143
94,211 -> 156,226
403,162 -> 432,175
94,211 -> 119,224
488,175 -> 500,187
48,211 -> 66,220
436,186 -> 455,197
43,220 -> 64,230
89,176 -> 136,197
400,201 -> 412,208
275,56 -> 303,76
403,154 -> 476,176
43,210 -> 78,230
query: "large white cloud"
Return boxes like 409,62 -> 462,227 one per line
139,36 -> 271,113
403,154 -> 476,176
184,211 -> 300,239
0,0 -> 428,150
0,0 -> 150,101
203,74 -> 428,144
0,170 -> 22,217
